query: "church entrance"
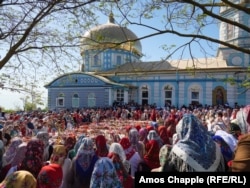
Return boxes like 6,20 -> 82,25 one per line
212,86 -> 227,106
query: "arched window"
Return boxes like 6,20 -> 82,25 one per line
88,93 -> 96,107
56,93 -> 65,107
141,85 -> 148,105
164,85 -> 173,107
72,93 -> 79,108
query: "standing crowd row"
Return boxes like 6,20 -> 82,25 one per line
0,104 -> 249,188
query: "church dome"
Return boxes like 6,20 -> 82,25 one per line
80,13 -> 142,57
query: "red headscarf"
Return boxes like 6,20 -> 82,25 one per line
119,137 -> 136,160
144,140 -> 160,169
37,164 -> 63,188
95,135 -> 108,157
158,125 -> 171,145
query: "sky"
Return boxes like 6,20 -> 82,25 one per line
0,5 -> 219,110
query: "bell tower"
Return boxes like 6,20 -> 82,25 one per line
217,0 -> 250,67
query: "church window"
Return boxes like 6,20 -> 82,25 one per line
117,55 -> 121,65
88,93 -> 96,107
164,85 -> 172,106
116,89 -> 124,102
72,93 -> 79,108
56,93 -> 65,107
190,85 -> 200,106
141,85 -> 148,105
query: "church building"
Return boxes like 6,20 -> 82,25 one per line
45,3 -> 250,111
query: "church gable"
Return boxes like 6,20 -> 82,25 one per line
46,73 -> 108,88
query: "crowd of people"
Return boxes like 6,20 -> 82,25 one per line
0,103 -> 249,188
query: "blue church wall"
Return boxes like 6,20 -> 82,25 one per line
47,87 -> 109,110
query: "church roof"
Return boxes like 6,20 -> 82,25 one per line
96,57 -> 243,75
80,13 -> 142,56
44,72 -> 133,88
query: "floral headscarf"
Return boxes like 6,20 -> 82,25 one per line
18,138 -> 44,178
37,164 -> 63,188
159,144 -> 172,167
75,137 -> 99,184
90,157 -> 122,188
50,145 -> 67,166
119,137 -> 136,161
168,114 -> 225,172
64,134 -> 76,154
0,170 -> 37,188
11,142 -> 27,167
2,137 -> 22,167
36,132 -> 50,161
95,134 -> 109,157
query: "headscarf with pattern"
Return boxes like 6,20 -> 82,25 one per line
90,157 -> 122,188
213,130 -> 238,163
95,134 -> 109,157
168,114 -> 225,172
75,137 -> 99,184
37,164 -> 63,188
2,137 -> 22,167
119,137 -> 136,161
64,133 -> 76,155
50,145 -> 67,166
18,138 -> 44,178
36,131 -> 50,161
0,170 -> 37,188
236,105 -> 250,134
11,142 -> 27,167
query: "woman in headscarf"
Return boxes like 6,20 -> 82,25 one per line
212,129 -> 238,166
151,144 -> 172,172
0,137 -> 23,181
95,134 -> 109,157
49,144 -> 71,188
63,133 -> 76,159
90,157 -> 123,188
67,137 -> 99,188
163,114 -> 225,172
1,136 -> 22,168
17,137 -> 45,178
36,131 -> 53,162
229,122 -> 242,140
37,163 -> 63,188
108,142 -> 134,188
67,134 -> 85,160
157,125 -> 171,145
147,129 -> 164,149
129,128 -> 145,159
138,139 -> 161,172
3,142 -> 28,180
119,137 -> 141,177
0,170 -> 37,188
231,133 -> 250,172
